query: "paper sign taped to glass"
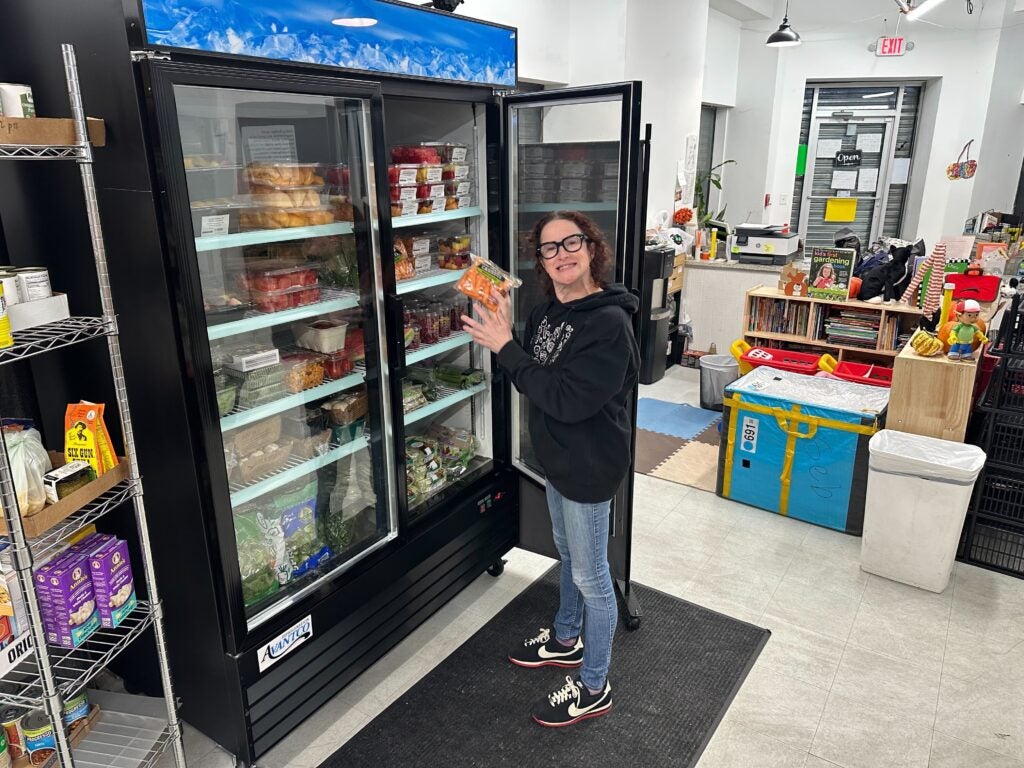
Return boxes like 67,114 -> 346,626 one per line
716,368 -> 889,534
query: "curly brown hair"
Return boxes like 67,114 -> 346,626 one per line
530,210 -> 612,296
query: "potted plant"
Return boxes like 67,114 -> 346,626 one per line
694,159 -> 735,226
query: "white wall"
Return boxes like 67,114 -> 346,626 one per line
718,0 -> 1010,246
703,9 -> 741,107
970,3 -> 1024,214
460,0 -> 571,84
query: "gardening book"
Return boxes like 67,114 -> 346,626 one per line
808,247 -> 856,301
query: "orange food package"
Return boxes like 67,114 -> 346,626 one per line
455,255 -> 522,312
65,402 -> 119,477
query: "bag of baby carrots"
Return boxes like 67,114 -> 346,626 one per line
455,255 -> 522,312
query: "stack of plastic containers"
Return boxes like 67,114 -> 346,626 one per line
960,292 -> 1024,579
388,142 -> 473,218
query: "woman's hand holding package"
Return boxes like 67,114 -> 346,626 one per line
461,292 -> 513,354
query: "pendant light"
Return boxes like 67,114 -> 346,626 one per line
766,0 -> 802,47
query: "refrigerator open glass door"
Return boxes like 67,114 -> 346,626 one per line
163,79 -> 398,632
502,84 -> 643,483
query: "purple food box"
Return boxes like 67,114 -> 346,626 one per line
88,539 -> 136,629
36,553 -> 100,648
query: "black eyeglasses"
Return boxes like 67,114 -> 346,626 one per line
537,233 -> 588,260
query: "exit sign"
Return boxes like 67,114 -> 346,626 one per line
876,36 -> 907,56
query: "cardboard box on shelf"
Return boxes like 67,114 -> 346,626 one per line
0,116 -> 106,146
8,293 -> 70,332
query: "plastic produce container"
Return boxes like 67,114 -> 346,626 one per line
389,183 -> 445,202
296,320 -> 348,354
280,351 -> 326,393
699,354 -> 740,411
391,199 -> 435,218
861,430 -> 986,592
250,285 -> 321,313
442,163 -> 470,181
244,262 -> 318,291
420,142 -> 468,163
391,145 -> 443,164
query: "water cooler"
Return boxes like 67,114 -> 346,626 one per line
639,244 -> 676,384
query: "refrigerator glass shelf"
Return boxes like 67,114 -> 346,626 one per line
5,479 -> 141,564
0,601 -> 156,709
230,436 -> 369,508
518,202 -> 617,213
396,267 -> 467,295
392,206 -> 482,229
194,221 -> 355,252
0,317 -> 112,367
220,366 -> 366,432
404,382 -> 487,427
405,332 -> 472,365
206,288 -> 360,340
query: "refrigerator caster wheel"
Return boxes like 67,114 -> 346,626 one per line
487,559 -> 506,577
625,615 -> 641,631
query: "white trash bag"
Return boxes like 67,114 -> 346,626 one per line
5,428 -> 52,516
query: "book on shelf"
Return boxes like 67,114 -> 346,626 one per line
748,297 -> 809,336
808,247 -> 857,301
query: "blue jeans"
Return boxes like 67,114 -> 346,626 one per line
949,342 -> 973,358
546,483 -> 617,691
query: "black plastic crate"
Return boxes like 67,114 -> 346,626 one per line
972,468 -> 1024,525
979,410 -> 1024,469
962,517 -> 1024,578
991,293 -> 1023,357
985,355 -> 1024,414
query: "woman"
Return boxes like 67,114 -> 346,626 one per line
461,211 -> 639,727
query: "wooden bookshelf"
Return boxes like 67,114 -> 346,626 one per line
742,285 -> 922,362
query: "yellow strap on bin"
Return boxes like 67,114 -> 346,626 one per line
720,394 -> 879,511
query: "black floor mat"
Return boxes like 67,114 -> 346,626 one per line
320,566 -> 770,768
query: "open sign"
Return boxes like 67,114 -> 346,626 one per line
834,150 -> 862,167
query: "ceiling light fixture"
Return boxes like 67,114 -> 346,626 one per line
905,0 -> 950,21
862,91 -> 896,98
331,17 -> 379,27
766,0 -> 801,47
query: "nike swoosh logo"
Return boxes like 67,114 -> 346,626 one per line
537,644 -> 579,659
568,692 -> 608,718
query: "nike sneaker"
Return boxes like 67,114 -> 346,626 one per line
508,627 -> 584,669
531,675 -> 612,727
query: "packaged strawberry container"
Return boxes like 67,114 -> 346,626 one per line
391,145 -> 443,164
322,163 -> 350,187
444,180 -> 472,197
390,183 -> 445,203
389,164 -> 420,185
244,261 -> 319,292
420,142 -> 468,164
251,285 -> 322,313
442,163 -> 470,181
390,199 -> 435,218
323,350 -> 354,379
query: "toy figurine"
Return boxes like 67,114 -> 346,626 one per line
947,299 -> 989,360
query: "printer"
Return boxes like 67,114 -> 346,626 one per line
733,224 -> 800,265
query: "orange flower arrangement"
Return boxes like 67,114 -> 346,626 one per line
673,207 -> 694,226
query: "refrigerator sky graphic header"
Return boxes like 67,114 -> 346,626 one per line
141,0 -> 517,86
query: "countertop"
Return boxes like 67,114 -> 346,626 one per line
685,258 -> 792,273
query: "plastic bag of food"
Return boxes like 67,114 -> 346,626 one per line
434,363 -> 485,389
233,512 -> 279,607
269,479 -> 332,580
402,382 -> 429,413
455,254 -> 522,312
5,428 -> 51,516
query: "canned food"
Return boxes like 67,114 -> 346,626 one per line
21,709 -> 55,766
0,84 -> 35,118
0,283 -> 13,350
62,690 -> 89,732
0,274 -> 20,306
0,706 -> 25,760
13,268 -> 51,302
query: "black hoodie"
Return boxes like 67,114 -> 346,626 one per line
496,284 -> 640,503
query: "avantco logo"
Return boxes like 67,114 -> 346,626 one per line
258,615 -> 313,673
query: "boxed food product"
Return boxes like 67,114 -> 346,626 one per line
230,415 -> 282,456
322,390 -> 368,426
65,403 -> 118,478
388,164 -> 420,185
247,186 -> 326,208
442,163 -> 470,181
558,161 -> 592,178
296,320 -> 348,354
245,163 -> 324,188
251,285 -> 322,313
42,461 -> 96,504
391,145 -> 443,164
444,180 -> 472,197
244,262 -> 318,292
240,206 -> 335,231
455,255 -> 522,312
280,351 -> 326,393
323,350 -> 354,379
420,142 -> 468,163
389,183 -> 445,202
88,538 -> 136,629
214,373 -> 238,417
235,441 -> 292,484
35,553 -> 101,649
224,345 -> 281,372
390,199 -> 436,218
444,195 -> 471,211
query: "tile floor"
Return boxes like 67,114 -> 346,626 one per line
164,365 -> 1024,768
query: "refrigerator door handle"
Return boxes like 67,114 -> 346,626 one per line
386,293 -> 407,375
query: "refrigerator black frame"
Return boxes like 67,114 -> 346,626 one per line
143,58 -> 401,653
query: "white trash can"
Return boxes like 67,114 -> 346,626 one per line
860,430 -> 986,593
